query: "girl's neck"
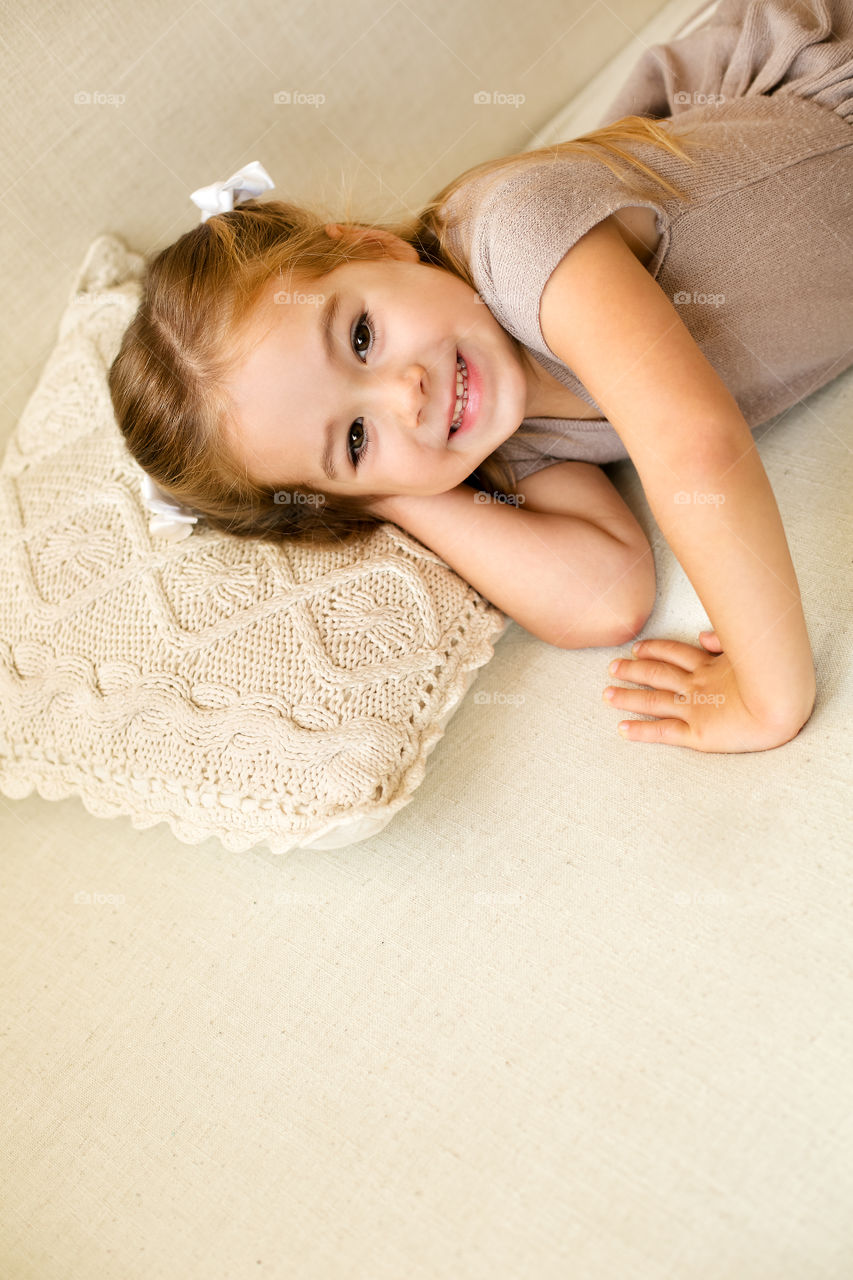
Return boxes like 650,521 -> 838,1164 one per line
518,344 -> 603,421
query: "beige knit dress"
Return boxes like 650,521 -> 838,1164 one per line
443,0 -> 853,483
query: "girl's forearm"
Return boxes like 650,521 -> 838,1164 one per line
639,428 -> 815,728
375,485 -> 654,648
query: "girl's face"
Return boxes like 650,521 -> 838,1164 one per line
223,226 -> 537,502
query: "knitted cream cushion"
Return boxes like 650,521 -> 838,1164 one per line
0,234 -> 509,854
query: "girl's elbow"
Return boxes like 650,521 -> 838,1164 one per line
610,603 -> 654,649
552,557 -> 656,650
546,603 -> 652,651
599,545 -> 657,648
582,609 -> 653,650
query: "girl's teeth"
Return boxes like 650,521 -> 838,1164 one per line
451,356 -> 469,433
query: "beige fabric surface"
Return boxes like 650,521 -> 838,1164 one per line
2,2 -> 852,1278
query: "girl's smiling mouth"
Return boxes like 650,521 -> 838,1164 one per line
448,351 -> 479,441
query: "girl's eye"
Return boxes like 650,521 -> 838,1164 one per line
347,310 -> 376,470
352,312 -> 374,362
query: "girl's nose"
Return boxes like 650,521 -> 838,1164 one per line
373,365 -> 427,428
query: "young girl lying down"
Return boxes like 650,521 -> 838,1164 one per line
108,0 -> 853,757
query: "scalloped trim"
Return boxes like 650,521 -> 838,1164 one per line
0,608 -> 510,853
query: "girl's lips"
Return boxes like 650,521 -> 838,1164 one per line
449,350 -> 480,442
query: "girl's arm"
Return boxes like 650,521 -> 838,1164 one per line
538,217 -> 815,751
370,464 -> 656,649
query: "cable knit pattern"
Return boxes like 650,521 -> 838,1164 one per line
0,234 -> 509,853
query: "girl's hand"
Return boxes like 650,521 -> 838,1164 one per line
603,631 -> 810,754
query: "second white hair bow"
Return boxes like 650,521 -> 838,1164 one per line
137,160 -> 276,538
139,472 -> 201,542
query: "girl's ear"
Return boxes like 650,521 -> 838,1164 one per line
324,222 -> 418,263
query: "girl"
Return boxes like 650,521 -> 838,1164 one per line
108,0 -> 853,756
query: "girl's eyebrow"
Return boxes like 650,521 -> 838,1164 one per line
320,290 -> 343,364
321,426 -> 338,482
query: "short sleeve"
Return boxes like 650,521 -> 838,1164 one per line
468,157 -> 666,359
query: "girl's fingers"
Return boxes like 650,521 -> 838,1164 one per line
607,657 -> 687,694
617,716 -> 693,746
629,637 -> 703,672
698,629 -> 724,652
604,686 -> 689,720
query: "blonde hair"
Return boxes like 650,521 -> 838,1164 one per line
109,115 -> 709,547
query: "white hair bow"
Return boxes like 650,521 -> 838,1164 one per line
189,159 -> 276,223
139,472 -> 201,542
138,160 -> 276,539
